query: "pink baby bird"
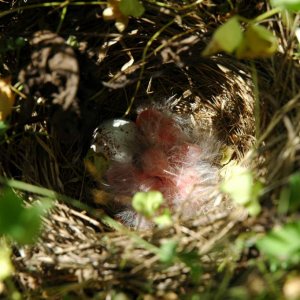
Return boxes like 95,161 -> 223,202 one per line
92,108 -> 219,228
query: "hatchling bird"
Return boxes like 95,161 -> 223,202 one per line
91,102 -> 221,229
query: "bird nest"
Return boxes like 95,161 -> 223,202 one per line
0,0 -> 299,298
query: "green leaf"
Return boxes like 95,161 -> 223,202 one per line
158,239 -> 178,264
202,17 -> 243,56
214,17 -> 243,52
132,191 -> 164,218
221,166 -> 262,216
0,187 -> 24,233
288,172 -> 300,210
11,200 -> 52,244
119,0 -> 145,17
14,37 -> 26,48
0,187 -> 52,244
0,241 -> 14,281
278,172 -> 300,214
153,209 -> 173,228
66,35 -> 79,48
179,250 -> 203,283
112,292 -> 131,300
257,221 -> 300,268
236,24 -> 278,59
0,121 -> 8,136
221,166 -> 254,204
245,198 -> 261,216
271,0 -> 300,12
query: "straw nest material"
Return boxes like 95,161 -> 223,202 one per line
0,0 -> 299,298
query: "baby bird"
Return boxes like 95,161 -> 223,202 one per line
91,107 -> 220,228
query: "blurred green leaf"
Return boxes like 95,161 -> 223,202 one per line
271,0 -> 300,12
227,287 -> 249,300
236,24 -> 278,59
13,201 -> 52,245
179,250 -> 203,283
202,16 -> 243,56
190,295 -> 201,300
119,0 -> 145,17
221,166 -> 262,216
66,35 -> 79,48
132,190 -> 164,218
4,37 -> 26,51
257,221 -> 300,269
0,121 -> 8,136
203,17 -> 278,59
278,172 -> 300,214
0,240 -> 14,281
153,209 -> 173,228
14,37 -> 26,48
112,292 -> 131,300
0,187 -> 24,232
158,239 -> 178,264
221,166 -> 253,205
0,187 -> 52,244
287,172 -> 300,210
245,198 -> 261,217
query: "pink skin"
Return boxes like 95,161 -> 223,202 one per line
175,167 -> 199,196
136,109 -> 186,148
141,147 -> 170,177
104,108 -> 217,223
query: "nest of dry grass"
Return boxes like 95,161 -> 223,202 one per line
14,202 -> 246,298
0,0 -> 299,298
